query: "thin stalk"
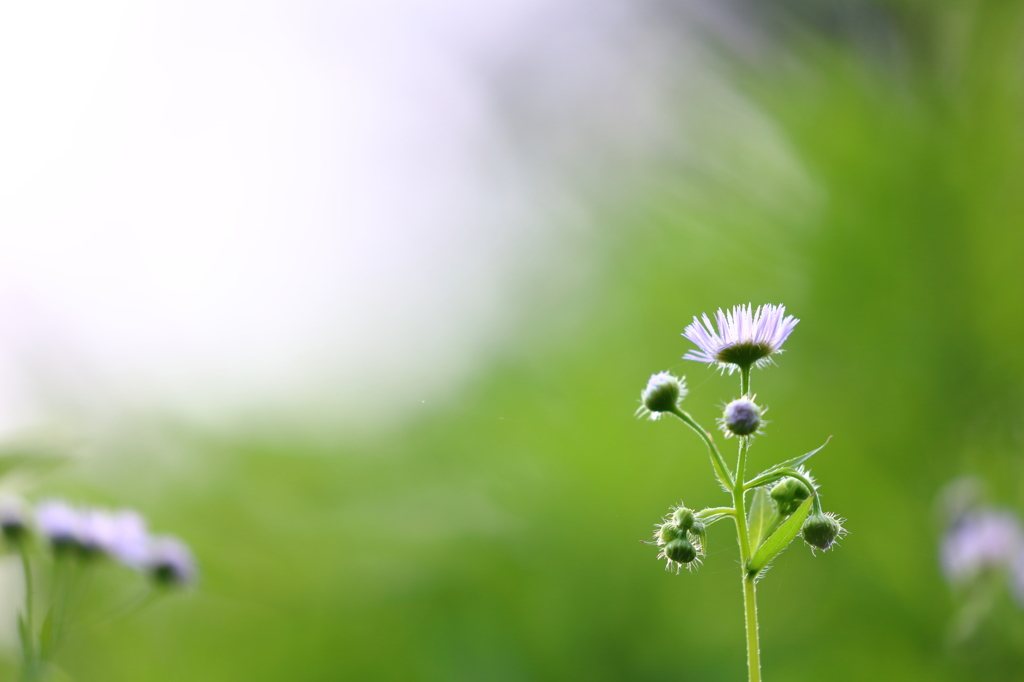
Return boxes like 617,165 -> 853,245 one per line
19,547 -> 38,681
670,408 -> 734,490
695,507 -> 735,519
734,365 -> 761,682
732,440 -> 761,682
742,575 -> 761,682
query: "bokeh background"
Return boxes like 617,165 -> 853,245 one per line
2,0 -> 1024,679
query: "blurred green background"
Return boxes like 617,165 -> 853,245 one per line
9,1 -> 1024,680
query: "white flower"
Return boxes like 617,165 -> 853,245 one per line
683,304 -> 799,372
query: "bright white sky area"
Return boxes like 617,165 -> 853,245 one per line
0,0 -> 748,436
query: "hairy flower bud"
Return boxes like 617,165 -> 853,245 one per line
657,522 -> 684,545
665,538 -> 697,564
802,512 -> 844,551
720,397 -> 763,437
640,372 -> 686,417
672,507 -> 696,532
770,477 -> 811,516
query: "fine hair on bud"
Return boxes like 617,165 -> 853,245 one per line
719,396 -> 763,438
802,512 -> 845,552
640,372 -> 686,417
771,477 -> 811,516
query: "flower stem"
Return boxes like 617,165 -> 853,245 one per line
19,547 -> 38,681
742,574 -> 761,682
734,439 -> 762,682
734,365 -> 761,682
670,408 -> 734,490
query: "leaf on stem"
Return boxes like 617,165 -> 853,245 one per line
745,437 -> 831,486
746,488 -> 777,549
746,495 -> 814,578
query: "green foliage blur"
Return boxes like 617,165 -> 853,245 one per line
11,1 -> 1024,679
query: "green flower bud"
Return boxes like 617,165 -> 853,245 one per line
640,372 -> 686,416
672,507 -> 696,531
665,538 -> 697,564
802,512 -> 844,551
657,522 -> 684,545
770,477 -> 811,516
720,397 -> 762,437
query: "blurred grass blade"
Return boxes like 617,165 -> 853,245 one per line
747,495 -> 813,578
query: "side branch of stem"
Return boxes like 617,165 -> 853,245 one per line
670,409 -> 734,490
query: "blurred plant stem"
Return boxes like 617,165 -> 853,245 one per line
19,547 -> 42,682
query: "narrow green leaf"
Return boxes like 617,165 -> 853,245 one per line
773,436 -> 831,472
745,437 -> 831,486
747,494 -> 814,578
746,488 -> 776,548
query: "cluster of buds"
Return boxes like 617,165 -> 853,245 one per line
7,498 -> 196,587
654,505 -> 706,573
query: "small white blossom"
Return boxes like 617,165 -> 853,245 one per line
683,304 -> 799,372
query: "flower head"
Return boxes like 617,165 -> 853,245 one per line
0,498 -> 28,543
719,396 -> 764,438
942,510 -> 1023,583
36,500 -> 83,552
801,511 -> 846,552
637,372 -> 686,420
80,509 -> 149,567
36,500 -> 151,566
144,535 -> 197,587
683,304 -> 799,373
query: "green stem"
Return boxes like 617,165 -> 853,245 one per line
734,440 -> 762,682
695,507 -> 735,518
734,365 -> 761,682
19,547 -> 37,680
742,575 -> 761,682
670,408 -> 734,490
